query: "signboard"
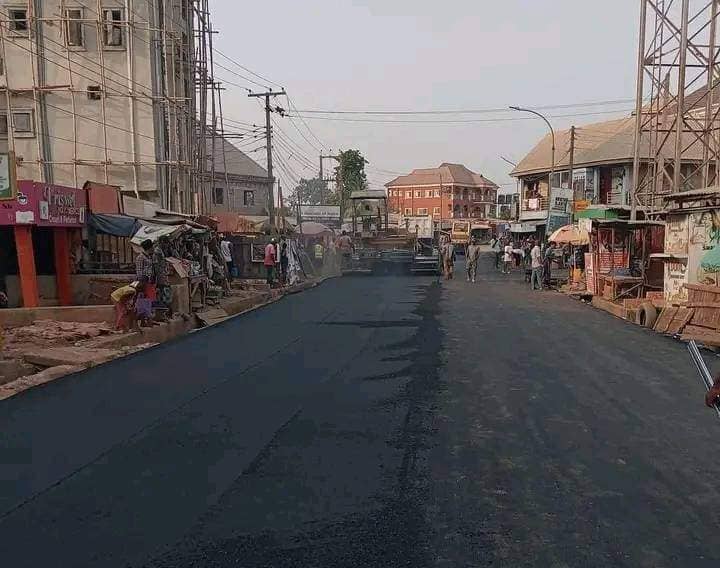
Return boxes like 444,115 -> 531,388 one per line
402,215 -> 433,238
574,199 -> 590,212
585,253 -> 596,294
0,181 -> 86,227
547,212 -> 571,234
0,153 -> 13,200
550,187 -> 573,214
299,205 -> 341,227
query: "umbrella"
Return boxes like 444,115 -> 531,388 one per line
298,221 -> 334,236
548,224 -> 589,245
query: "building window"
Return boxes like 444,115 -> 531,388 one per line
8,7 -> 28,34
0,110 -> 34,137
417,208 -> 428,215
404,207 -> 412,215
433,207 -> 440,216
433,189 -> 440,198
424,190 -> 431,198
102,8 -> 124,48
87,85 -> 102,100
65,8 -> 84,47
405,191 -> 411,198
415,190 -> 422,198
213,187 -> 224,205
243,190 -> 254,206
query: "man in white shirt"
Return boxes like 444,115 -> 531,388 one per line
220,235 -> 233,282
503,241 -> 513,274
530,241 -> 543,290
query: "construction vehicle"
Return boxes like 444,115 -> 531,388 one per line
342,190 -> 439,275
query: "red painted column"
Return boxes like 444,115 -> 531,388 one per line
13,225 -> 39,308
53,228 -> 73,306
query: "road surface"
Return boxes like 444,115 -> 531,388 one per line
2,254 -> 719,567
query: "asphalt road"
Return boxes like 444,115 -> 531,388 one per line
2,254 -> 720,567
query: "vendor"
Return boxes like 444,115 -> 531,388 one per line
110,280 -> 140,331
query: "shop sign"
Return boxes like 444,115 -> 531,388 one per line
548,212 -> 571,233
36,183 -> 86,226
574,199 -> 590,212
299,205 -> 341,227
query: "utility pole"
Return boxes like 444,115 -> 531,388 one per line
248,89 -> 286,230
319,154 -> 340,205
568,125 -> 576,220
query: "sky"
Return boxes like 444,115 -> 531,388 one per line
211,0 -> 641,196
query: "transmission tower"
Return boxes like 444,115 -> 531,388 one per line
631,0 -> 720,218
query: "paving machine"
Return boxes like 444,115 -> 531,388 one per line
342,190 -> 439,275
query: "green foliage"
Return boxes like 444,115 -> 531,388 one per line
289,177 -> 329,207
335,149 -> 368,214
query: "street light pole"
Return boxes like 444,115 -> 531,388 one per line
509,106 -> 556,239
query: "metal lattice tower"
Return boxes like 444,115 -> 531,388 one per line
631,0 -> 720,217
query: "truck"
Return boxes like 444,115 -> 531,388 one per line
342,190 -> 439,275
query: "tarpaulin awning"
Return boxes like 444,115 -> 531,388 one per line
510,220 -> 545,233
88,213 -> 141,237
130,222 -> 185,245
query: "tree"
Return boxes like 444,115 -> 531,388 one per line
288,177 -> 329,207
334,149 -> 368,215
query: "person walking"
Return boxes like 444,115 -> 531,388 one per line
264,238 -> 277,286
543,240 -> 556,289
313,241 -> 325,274
441,238 -> 455,280
466,237 -> 481,283
503,240 -> 514,274
279,236 -> 289,285
337,230 -> 353,270
220,235 -> 234,283
530,241 -> 543,290
491,235 -> 502,270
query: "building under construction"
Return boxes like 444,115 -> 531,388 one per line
0,0 -> 217,214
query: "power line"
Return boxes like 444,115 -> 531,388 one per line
213,48 -> 284,89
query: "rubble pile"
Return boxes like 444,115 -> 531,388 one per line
6,320 -> 113,344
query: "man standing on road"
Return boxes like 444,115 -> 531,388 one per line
503,240 -> 514,274
264,238 -> 277,286
441,238 -> 455,280
279,236 -> 289,285
530,241 -> 543,290
313,240 -> 325,274
543,240 -> 556,289
220,235 -> 234,283
466,237 -> 481,283
491,235 -> 502,269
337,230 -> 353,270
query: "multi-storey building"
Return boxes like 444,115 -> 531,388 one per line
0,0 -> 211,212
386,162 -> 498,221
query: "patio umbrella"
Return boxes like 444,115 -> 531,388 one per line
548,224 -> 590,246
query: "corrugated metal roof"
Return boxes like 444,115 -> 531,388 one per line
386,163 -> 499,188
206,137 -> 268,179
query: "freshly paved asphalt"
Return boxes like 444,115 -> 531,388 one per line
2,254 -> 720,566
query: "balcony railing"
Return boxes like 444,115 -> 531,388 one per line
522,197 -> 549,212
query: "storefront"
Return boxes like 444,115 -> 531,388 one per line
0,181 -> 87,307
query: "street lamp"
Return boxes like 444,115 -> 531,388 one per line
500,156 -> 520,222
509,106 -> 556,238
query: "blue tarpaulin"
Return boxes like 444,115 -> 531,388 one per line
88,213 -> 142,237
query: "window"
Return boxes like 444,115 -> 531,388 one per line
243,190 -> 254,206
213,187 -> 224,205
433,189 -> 440,197
102,8 -> 124,48
433,207 -> 440,216
65,8 -> 84,47
8,8 -> 28,34
404,207 -> 412,215
405,191 -> 411,198
415,190 -> 422,198
0,115 -> 7,136
12,111 -> 33,133
417,208 -> 428,215
425,190 -> 431,198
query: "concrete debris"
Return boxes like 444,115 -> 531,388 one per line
23,346 -> 121,369
6,320 -> 113,344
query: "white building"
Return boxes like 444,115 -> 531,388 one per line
0,0 -> 205,212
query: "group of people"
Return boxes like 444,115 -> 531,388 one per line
438,236 -> 482,282
111,236 -> 174,331
490,234 -> 557,291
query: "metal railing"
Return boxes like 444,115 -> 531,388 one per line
521,197 -> 549,212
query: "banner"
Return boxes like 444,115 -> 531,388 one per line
299,205 -> 341,227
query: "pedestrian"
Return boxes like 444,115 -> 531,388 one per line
264,238 -> 277,286
313,240 -> 325,274
466,237 -> 481,283
491,235 -> 502,269
441,238 -> 455,280
530,241 -> 543,290
136,239 -> 154,282
220,234 -> 234,283
337,230 -> 353,270
279,236 -> 289,285
154,235 -> 173,315
110,280 -> 139,331
543,240 -> 556,288
503,240 -> 514,274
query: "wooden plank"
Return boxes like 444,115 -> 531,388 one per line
680,333 -> 720,347
668,308 -> 695,335
685,283 -> 720,295
679,302 -> 720,308
654,306 -> 678,333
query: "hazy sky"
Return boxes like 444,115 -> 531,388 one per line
212,0 -> 640,195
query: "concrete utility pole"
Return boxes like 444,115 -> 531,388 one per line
248,89 -> 286,229
568,125 -> 576,219
319,154 -> 340,205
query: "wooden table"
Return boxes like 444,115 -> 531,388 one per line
601,275 -> 644,301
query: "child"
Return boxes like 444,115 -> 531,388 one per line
110,281 -> 139,331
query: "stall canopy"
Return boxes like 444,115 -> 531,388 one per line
88,213 -> 141,237
298,221 -> 333,236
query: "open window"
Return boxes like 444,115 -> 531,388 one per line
8,7 -> 28,35
102,8 -> 124,48
65,8 -> 84,47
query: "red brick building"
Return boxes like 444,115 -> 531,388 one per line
386,163 -> 498,220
